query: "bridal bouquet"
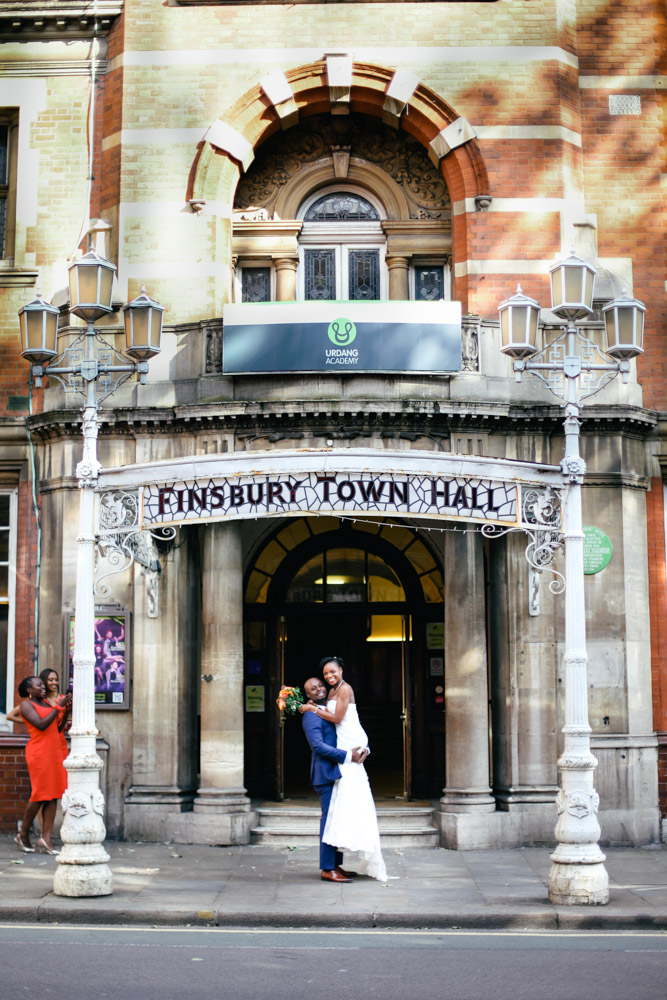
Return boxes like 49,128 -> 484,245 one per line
277,686 -> 304,716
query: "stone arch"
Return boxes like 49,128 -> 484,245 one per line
189,60 -> 490,305
191,60 -> 489,208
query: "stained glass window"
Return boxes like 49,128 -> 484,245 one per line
415,266 -> 444,301
305,249 -> 335,300
241,267 -> 271,303
349,250 -> 380,300
304,193 -> 379,222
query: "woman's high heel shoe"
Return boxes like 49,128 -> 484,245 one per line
37,837 -> 59,856
14,833 -> 35,853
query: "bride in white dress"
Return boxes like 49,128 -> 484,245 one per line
301,657 -> 387,882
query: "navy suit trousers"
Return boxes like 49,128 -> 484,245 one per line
314,781 -> 343,871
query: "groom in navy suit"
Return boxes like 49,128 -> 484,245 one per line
302,676 -> 367,883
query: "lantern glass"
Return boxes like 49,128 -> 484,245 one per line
617,307 -> 635,344
500,306 -> 510,349
18,296 -> 59,364
585,269 -> 594,310
603,292 -> 645,359
549,251 -> 595,318
123,287 -> 164,361
564,266 -> 582,305
498,285 -> 540,359
68,250 -> 116,322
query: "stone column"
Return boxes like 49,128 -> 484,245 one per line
386,255 -> 410,300
170,520 -> 255,844
125,527 -> 199,842
274,257 -> 298,301
435,529 -> 495,847
489,532 -> 558,840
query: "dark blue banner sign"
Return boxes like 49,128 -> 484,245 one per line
222,301 -> 462,374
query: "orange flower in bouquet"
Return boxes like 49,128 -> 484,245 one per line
276,685 -> 304,716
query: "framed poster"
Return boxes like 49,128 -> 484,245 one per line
66,607 -> 131,710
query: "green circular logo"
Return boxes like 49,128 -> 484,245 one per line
328,318 -> 357,346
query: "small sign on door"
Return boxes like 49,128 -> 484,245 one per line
245,685 -> 265,713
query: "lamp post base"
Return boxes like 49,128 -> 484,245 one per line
53,861 -> 113,897
547,861 -> 609,906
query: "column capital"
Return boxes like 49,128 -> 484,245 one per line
273,256 -> 299,272
385,255 -> 411,270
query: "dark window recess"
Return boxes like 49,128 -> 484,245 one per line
241,267 -> 271,303
415,266 -> 444,301
304,193 -> 379,222
305,249 -> 335,300
349,250 -> 380,300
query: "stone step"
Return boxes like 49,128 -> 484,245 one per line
250,826 -> 440,848
253,806 -> 434,832
250,804 -> 439,847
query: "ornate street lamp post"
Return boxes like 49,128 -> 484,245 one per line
19,252 -> 163,897
498,253 -> 645,905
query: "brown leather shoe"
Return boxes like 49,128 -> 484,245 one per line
336,866 -> 357,878
321,869 -> 352,883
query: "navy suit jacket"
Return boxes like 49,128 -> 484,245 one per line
302,710 -> 347,787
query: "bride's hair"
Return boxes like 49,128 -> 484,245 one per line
319,655 -> 344,671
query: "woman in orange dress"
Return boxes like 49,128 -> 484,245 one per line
9,669 -> 71,754
39,668 -> 70,762
15,676 -> 70,854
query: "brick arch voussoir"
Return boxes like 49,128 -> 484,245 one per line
191,62 -> 490,210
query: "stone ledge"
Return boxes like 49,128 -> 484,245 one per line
0,0 -> 121,39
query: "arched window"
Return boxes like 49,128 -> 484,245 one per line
232,113 -> 453,306
298,187 -> 386,301
303,193 -> 380,222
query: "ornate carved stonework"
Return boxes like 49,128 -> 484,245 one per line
205,321 -> 224,374
461,318 -> 480,372
234,114 -> 451,221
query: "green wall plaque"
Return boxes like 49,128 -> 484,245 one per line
583,526 -> 613,575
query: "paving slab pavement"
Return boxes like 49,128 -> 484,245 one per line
1,836 -> 667,930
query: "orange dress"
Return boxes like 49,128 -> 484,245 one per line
23,700 -> 68,801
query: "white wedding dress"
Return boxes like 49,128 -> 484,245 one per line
322,699 -> 388,881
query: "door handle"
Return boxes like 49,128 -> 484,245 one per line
400,712 -> 407,722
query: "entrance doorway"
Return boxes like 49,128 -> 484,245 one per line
243,517 -> 445,802
282,609 -> 406,799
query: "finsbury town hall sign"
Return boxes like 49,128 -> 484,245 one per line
145,471 -> 515,525
95,451 -> 565,535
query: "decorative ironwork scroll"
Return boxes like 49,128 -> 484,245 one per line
95,489 -> 176,613
482,485 -> 564,615
521,327 -> 620,404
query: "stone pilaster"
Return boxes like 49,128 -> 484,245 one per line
489,532 -> 559,839
435,529 -> 495,847
124,527 -> 198,841
169,520 -> 256,844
